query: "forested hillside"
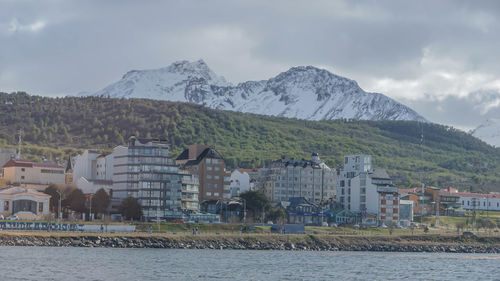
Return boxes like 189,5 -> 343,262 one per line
0,92 -> 499,192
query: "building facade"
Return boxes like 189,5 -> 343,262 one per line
176,144 -> 231,203
2,159 -> 65,190
259,153 -> 336,203
0,186 -> 50,220
112,136 -> 199,220
72,150 -> 113,194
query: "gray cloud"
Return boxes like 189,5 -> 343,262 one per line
1,0 -> 500,129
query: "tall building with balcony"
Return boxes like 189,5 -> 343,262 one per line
112,136 -> 198,220
259,153 -> 337,203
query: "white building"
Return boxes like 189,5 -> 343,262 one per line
337,155 -> 399,225
72,150 -> 113,194
229,169 -> 251,197
458,192 -> 500,211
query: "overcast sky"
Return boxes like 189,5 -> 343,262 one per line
1,0 -> 499,130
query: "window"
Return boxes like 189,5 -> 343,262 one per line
214,167 -> 220,171
206,175 -> 212,179
21,168 -> 25,172
207,166 -> 212,171
206,192 -> 212,196
214,175 -> 219,180
39,202 -> 43,212
21,176 -> 25,180
4,201 -> 8,211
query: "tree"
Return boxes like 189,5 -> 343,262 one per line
44,184 -> 61,212
119,197 -> 142,221
267,207 -> 287,225
240,191 -> 271,222
67,188 -> 87,213
92,188 -> 110,215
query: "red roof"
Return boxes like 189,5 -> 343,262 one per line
2,158 -> 63,169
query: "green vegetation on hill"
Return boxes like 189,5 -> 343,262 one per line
1,92 -> 499,192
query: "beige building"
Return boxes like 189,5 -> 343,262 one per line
2,159 -> 65,190
0,186 -> 51,220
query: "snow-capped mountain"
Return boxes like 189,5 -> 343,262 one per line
471,119 -> 500,147
93,59 -> 427,122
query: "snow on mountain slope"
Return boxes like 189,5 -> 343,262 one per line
471,119 -> 500,147
92,60 -> 427,122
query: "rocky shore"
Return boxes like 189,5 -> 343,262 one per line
0,234 -> 499,253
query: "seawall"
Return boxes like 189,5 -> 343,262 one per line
0,233 -> 499,253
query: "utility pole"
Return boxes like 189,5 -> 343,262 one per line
16,129 -> 23,159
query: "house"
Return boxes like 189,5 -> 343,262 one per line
2,158 -> 65,190
176,144 -> 231,203
284,197 -> 329,226
258,153 -> 337,204
0,186 -> 50,220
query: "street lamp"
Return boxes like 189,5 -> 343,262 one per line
89,194 -> 94,221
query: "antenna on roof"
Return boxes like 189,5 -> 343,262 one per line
16,129 -> 23,159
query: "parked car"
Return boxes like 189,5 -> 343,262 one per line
7,215 -> 19,220
0,215 -> 4,220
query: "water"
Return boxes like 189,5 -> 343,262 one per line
1,247 -> 499,281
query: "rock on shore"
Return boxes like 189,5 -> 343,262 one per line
0,234 -> 498,253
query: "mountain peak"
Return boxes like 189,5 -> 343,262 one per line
92,59 -> 426,122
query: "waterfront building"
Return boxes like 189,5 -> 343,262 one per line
176,144 -> 231,202
336,155 -> 399,225
112,136 -> 199,220
259,153 -> 336,203
399,199 -> 414,226
1,158 -> 65,190
0,186 -> 50,220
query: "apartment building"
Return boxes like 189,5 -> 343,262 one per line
112,136 -> 199,220
176,144 -> 231,203
259,153 -> 337,203
336,155 -> 399,225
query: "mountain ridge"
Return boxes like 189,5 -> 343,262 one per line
91,60 -> 427,122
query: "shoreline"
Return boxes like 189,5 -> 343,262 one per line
0,232 -> 499,253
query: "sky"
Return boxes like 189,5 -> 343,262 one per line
1,0 -> 500,130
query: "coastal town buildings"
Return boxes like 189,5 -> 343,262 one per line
1,158 -> 66,190
176,145 -> 231,202
259,153 -> 336,203
0,186 -> 50,220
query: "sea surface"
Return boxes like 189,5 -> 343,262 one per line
0,247 -> 499,281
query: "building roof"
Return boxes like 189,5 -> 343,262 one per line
271,157 -> 330,170
184,148 -> 224,166
176,149 -> 189,161
0,186 -> 51,198
2,158 -> 63,169
235,168 -> 260,174
368,168 -> 390,179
